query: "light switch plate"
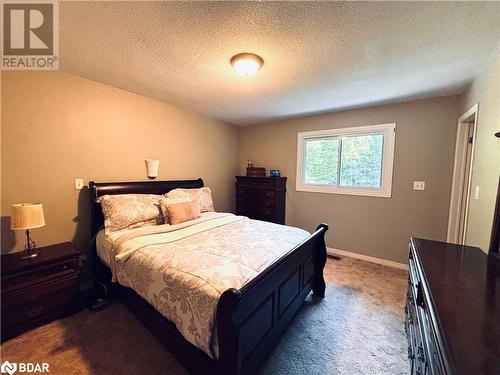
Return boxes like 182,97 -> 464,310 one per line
474,186 -> 480,200
75,178 -> 84,190
413,181 -> 425,191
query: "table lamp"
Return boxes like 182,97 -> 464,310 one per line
11,203 -> 45,259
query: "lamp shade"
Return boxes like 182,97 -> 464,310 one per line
11,203 -> 45,230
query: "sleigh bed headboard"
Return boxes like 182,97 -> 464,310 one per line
88,178 -> 204,238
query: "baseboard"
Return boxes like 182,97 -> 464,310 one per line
327,247 -> 408,270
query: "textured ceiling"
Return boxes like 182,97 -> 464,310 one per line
60,1 -> 500,126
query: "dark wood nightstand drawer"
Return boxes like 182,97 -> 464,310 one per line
3,276 -> 77,328
1,242 -> 81,341
3,270 -> 78,306
2,258 -> 78,290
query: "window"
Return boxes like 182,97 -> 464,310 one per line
296,123 -> 396,197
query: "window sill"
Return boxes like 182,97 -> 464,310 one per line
296,184 -> 392,198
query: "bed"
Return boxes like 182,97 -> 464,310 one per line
89,179 -> 328,375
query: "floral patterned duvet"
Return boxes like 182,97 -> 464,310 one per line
110,212 -> 310,358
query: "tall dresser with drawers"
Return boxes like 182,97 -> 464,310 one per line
235,176 -> 287,224
406,237 -> 500,375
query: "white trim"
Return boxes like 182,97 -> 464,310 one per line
327,247 -> 408,270
447,104 -> 479,244
296,123 -> 396,198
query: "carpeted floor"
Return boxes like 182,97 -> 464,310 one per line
1,257 -> 410,374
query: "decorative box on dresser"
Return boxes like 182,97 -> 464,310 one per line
1,242 -> 81,342
235,176 -> 287,224
406,237 -> 500,375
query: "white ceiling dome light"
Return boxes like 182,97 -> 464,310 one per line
230,53 -> 264,77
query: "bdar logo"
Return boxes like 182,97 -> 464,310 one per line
0,361 -> 17,375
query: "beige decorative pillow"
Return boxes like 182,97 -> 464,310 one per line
159,196 -> 191,224
97,194 -> 163,234
166,187 -> 214,212
165,200 -> 201,225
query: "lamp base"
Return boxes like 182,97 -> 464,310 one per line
21,229 -> 40,260
20,251 -> 40,260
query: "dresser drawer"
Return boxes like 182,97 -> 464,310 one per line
2,257 -> 78,290
237,204 -> 275,221
408,246 -> 421,297
236,178 -> 277,189
413,333 -> 428,375
237,186 -> 276,197
405,292 -> 417,373
237,195 -> 275,208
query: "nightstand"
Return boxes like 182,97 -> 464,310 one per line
1,242 -> 81,342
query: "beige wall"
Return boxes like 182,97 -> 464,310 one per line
0,70 -> 478,266
1,71 -> 240,256
461,49 -> 500,252
240,96 -> 460,264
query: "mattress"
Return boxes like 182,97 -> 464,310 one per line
96,229 -> 113,267
96,212 -> 310,359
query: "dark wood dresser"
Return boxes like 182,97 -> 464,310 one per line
1,242 -> 81,341
406,238 -> 500,375
235,176 -> 287,224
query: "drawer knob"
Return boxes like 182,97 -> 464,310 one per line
416,282 -> 425,308
62,265 -> 68,270
408,347 -> 414,359
417,346 -> 425,362
26,306 -> 44,317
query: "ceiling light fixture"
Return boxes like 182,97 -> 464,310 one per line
230,53 -> 264,77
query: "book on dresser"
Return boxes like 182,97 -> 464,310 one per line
406,237 -> 500,375
235,176 -> 287,224
1,242 -> 81,341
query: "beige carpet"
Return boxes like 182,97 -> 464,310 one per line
1,257 -> 409,374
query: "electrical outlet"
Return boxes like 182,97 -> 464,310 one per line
75,178 -> 84,190
413,181 -> 425,191
474,186 -> 480,200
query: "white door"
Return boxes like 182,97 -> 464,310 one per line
457,120 -> 475,244
447,104 -> 479,245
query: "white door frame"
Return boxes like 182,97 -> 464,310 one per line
447,103 -> 479,244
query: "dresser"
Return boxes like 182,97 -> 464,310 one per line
406,238 -> 500,375
1,242 -> 81,341
235,176 -> 287,224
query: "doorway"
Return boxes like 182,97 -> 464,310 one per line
447,104 -> 479,245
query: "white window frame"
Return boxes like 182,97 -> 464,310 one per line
296,123 -> 396,198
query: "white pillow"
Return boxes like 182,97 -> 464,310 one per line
166,187 -> 214,213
